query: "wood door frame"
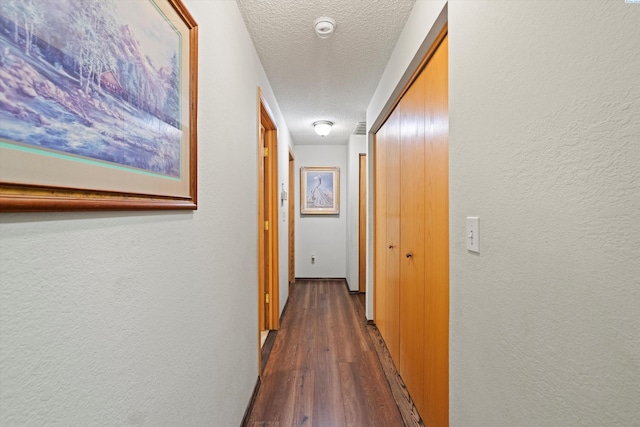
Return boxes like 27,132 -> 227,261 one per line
358,153 -> 367,293
257,88 -> 280,373
288,149 -> 295,287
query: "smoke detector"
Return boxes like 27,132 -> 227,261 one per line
314,17 -> 336,38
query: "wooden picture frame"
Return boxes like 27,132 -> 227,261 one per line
300,166 -> 339,215
0,0 -> 198,211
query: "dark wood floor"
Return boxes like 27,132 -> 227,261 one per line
244,279 -> 420,427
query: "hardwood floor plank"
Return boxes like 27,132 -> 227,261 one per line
367,324 -> 424,426
291,369 -> 315,426
261,331 -> 278,373
339,361 -> 373,427
244,279 -> 407,427
251,370 -> 294,423
312,360 -> 346,427
356,350 -> 405,427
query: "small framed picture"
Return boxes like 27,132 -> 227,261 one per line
300,166 -> 339,215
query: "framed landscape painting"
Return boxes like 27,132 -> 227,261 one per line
300,167 -> 339,215
0,0 -> 198,211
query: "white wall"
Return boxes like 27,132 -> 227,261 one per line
277,136 -> 293,314
345,135 -> 366,291
367,0 -> 640,425
0,1 -> 292,425
295,145 -> 347,278
448,1 -> 640,425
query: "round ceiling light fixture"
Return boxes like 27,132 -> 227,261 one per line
313,120 -> 333,137
314,17 -> 336,38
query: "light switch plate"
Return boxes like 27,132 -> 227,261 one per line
466,217 -> 480,253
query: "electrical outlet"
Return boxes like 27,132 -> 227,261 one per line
311,254 -> 316,264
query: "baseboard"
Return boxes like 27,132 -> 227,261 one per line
294,277 -> 360,294
240,376 -> 261,427
343,278 -> 359,294
280,295 -> 290,322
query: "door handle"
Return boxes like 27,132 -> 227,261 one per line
405,252 -> 413,258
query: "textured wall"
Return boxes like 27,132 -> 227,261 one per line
277,127 -> 293,315
448,1 -> 640,425
295,145 -> 348,278
0,1 -> 291,425
346,135 -> 367,291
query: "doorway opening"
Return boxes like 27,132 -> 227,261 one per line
257,89 -> 280,372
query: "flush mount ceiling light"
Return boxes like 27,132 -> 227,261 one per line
313,120 -> 333,137
313,17 -> 336,38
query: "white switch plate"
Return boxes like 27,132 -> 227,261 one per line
466,217 -> 480,253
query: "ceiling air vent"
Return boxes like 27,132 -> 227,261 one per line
353,121 -> 366,135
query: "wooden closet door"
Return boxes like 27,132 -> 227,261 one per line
422,34 -> 449,426
385,107 -> 401,364
375,106 -> 402,365
399,69 -> 427,410
374,123 -> 389,346
375,29 -> 449,426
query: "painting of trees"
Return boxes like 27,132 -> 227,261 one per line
66,0 -> 119,94
164,53 -> 180,127
0,0 -> 184,176
0,0 -> 45,56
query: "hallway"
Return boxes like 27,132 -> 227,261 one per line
244,279 -> 418,427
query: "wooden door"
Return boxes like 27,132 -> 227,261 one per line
373,124 -> 388,348
374,126 -> 388,345
422,34 -> 449,426
399,69 -> 427,410
263,119 -> 280,331
374,102 -> 402,367
258,123 -> 270,331
384,107 -> 401,365
261,124 -> 270,330
358,154 -> 367,293
373,28 -> 448,425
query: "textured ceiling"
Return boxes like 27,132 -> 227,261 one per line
236,0 -> 416,145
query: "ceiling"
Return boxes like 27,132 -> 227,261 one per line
236,0 -> 416,145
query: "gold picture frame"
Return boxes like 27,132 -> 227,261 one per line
0,0 -> 198,211
300,166 -> 339,215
